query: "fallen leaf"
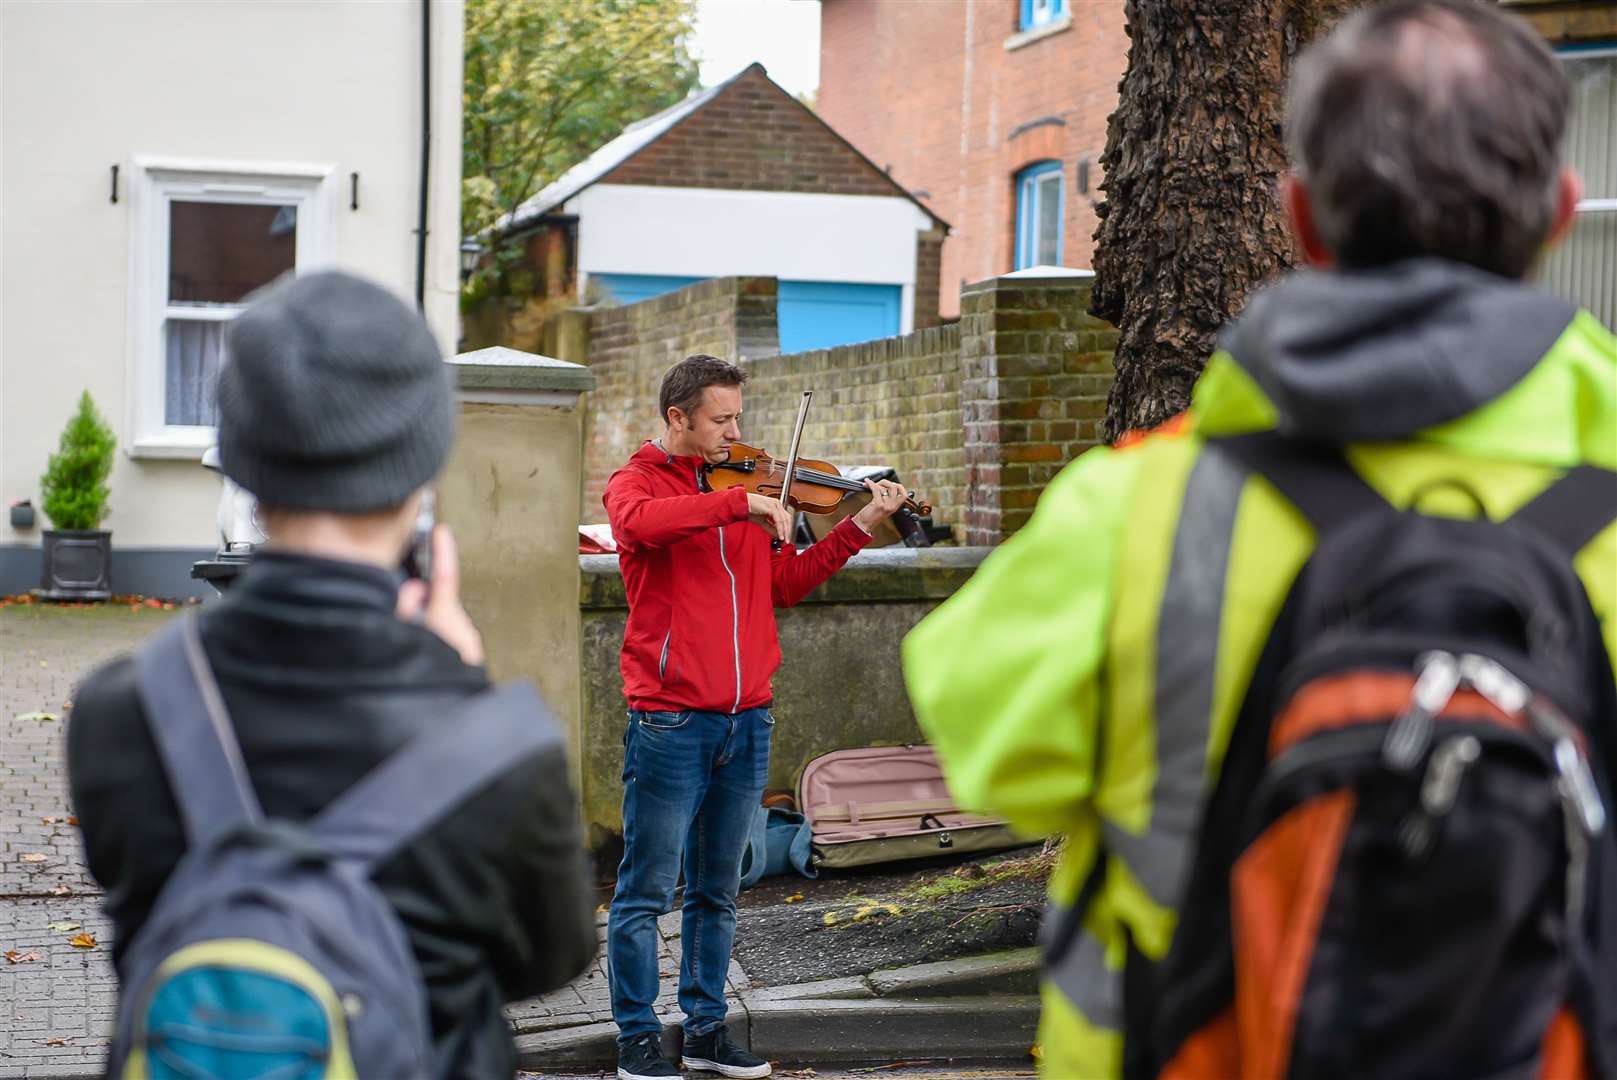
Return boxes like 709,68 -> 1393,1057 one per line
17,712 -> 57,722
595,903 -> 609,914
45,1037 -> 68,1046
785,894 -> 806,904
47,922 -> 80,933
63,700 -> 73,710
40,816 -> 58,825
50,885 -> 72,897
4,950 -> 41,964
850,900 -> 901,922
66,816 -> 78,826
67,933 -> 96,949
19,853 -> 47,864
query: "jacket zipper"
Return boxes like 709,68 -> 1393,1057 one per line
703,465 -> 742,712
659,631 -> 671,681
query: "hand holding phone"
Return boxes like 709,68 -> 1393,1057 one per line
401,490 -> 436,584
396,518 -> 485,667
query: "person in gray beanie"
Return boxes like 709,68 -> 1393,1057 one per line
216,270 -> 456,513
68,270 -> 598,1079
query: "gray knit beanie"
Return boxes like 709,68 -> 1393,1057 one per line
215,271 -> 454,512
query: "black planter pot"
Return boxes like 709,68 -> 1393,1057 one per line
36,529 -> 112,601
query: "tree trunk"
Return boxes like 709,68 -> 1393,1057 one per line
1091,0 -> 1366,443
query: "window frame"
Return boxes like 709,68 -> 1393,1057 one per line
1014,160 -> 1065,271
1019,0 -> 1067,33
126,156 -> 338,459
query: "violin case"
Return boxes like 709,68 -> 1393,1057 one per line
796,745 -> 1029,870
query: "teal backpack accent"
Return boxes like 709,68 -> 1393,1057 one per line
109,615 -> 562,1079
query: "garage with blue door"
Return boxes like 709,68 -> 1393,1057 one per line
591,273 -> 902,354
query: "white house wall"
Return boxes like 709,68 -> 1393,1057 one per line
0,1 -> 463,574
570,185 -> 934,333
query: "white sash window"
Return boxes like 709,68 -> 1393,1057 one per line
127,158 -> 336,458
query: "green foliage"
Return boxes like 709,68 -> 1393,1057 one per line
462,0 -> 700,299
40,391 -> 116,531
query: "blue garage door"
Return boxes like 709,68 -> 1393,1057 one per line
591,274 -> 902,353
591,273 -> 701,305
777,281 -> 901,353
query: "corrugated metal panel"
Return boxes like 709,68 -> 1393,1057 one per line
1537,51 -> 1616,330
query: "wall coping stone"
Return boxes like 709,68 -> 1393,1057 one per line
1001,265 -> 1095,280
581,546 -> 989,610
963,269 -> 1096,297
449,346 -> 596,393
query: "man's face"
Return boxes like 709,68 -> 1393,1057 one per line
674,385 -> 743,465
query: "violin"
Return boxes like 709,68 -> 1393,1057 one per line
702,442 -> 933,518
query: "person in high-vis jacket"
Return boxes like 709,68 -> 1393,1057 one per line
902,3 -> 1617,1076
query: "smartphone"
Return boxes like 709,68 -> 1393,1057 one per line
402,489 -> 435,583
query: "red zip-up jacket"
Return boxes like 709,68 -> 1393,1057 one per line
605,441 -> 872,713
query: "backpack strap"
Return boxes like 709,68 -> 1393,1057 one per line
308,681 -> 563,871
133,614 -> 264,844
1208,431 -> 1387,534
1509,465 -> 1617,557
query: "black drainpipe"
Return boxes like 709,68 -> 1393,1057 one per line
414,0 -> 431,311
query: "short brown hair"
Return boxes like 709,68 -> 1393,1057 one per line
658,354 -> 747,423
1286,0 -> 1569,278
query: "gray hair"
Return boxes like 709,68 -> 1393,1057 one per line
1285,0 -> 1570,279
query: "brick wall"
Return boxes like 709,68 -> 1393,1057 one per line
739,324 -> 965,540
580,272 -> 1113,544
819,0 -> 1129,318
959,272 -> 1117,544
604,64 -> 903,199
914,227 -> 946,331
581,277 -> 779,519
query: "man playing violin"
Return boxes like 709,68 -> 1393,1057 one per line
603,354 -> 908,1080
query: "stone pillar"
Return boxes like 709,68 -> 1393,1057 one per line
958,269 -> 1118,546
438,347 -> 595,789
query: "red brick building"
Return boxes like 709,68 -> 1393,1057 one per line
818,0 -> 1128,318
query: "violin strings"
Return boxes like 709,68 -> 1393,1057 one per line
735,454 -> 921,504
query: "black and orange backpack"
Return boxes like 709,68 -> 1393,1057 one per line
1132,433 -> 1617,1080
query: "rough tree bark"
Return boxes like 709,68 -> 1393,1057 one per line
1090,0 -> 1367,443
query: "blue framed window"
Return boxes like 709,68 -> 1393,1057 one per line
1019,0 -> 1066,32
1014,161 -> 1064,270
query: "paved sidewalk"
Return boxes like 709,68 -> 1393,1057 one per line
0,604 -> 749,1077
508,909 -> 753,1061
1,602 -> 179,1077
1,604 -> 1040,1077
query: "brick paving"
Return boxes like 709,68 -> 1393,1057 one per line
0,602 -> 743,1077
1,601 -> 180,1077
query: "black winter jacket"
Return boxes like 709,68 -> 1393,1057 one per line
68,553 -> 597,1079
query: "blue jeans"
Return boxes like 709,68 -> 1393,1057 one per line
607,707 -> 774,1043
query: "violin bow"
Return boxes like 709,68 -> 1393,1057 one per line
775,390 -> 814,551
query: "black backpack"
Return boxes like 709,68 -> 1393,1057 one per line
1133,433 -> 1617,1080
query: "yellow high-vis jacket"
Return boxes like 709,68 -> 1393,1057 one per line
903,260 -> 1617,1079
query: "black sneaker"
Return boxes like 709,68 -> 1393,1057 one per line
681,1024 -> 772,1078
617,1032 -> 679,1080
